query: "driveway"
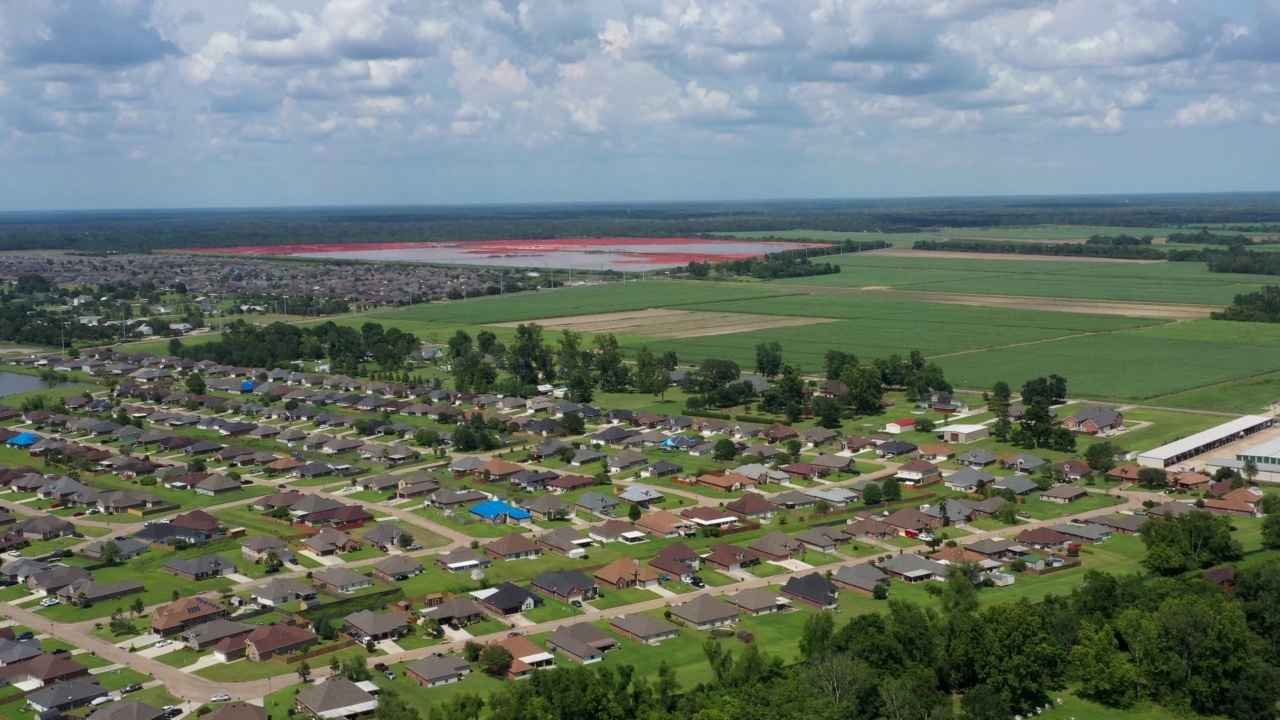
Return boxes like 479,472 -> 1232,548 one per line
770,559 -> 813,572
375,638 -> 405,654
223,573 -> 254,584
507,614 -> 536,628
441,626 -> 473,642
649,586 -> 678,598
298,551 -> 344,567
136,642 -> 185,659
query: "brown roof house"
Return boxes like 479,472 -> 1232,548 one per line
295,676 -> 378,719
670,594 -> 738,630
546,623 -> 618,664
152,596 -> 227,635
594,557 -> 660,591
485,533 -> 542,561
246,623 -> 318,662
611,614 -> 680,644
406,656 -> 472,688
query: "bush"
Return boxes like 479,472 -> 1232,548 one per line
735,414 -> 789,425
138,475 -> 157,486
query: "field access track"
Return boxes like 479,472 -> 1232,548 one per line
491,309 -> 838,339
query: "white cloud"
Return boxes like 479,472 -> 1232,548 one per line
1172,94 -> 1246,127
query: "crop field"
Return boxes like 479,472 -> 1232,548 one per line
362,281 -> 795,326
937,319 -> 1280,400
775,253 -> 1271,306
492,308 -> 839,338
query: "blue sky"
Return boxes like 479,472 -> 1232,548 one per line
0,0 -> 1277,211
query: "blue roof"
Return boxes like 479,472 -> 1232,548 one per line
470,500 -> 532,521
240,381 -> 255,391
7,432 -> 40,447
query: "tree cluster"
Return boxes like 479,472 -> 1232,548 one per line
175,319 -> 419,372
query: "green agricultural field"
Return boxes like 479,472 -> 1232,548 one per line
937,319 -> 1280,400
363,281 -> 795,326
775,252 -> 1271,306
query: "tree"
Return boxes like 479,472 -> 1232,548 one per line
713,438 -> 737,461
341,654 -> 372,682
882,477 -> 902,502
264,550 -> 283,570
462,641 -> 483,662
1137,467 -> 1168,489
75,591 -> 90,608
813,396 -> 842,429
799,611 -> 836,660
99,541 -> 122,565
559,412 -> 585,436
478,644 -> 514,678
633,346 -> 670,400
1244,459 -> 1259,485
185,372 -> 206,395
593,333 -> 630,391
862,483 -> 883,505
297,660 -> 312,683
755,341 -> 784,378
628,503 -> 642,523
961,684 -> 1012,720
130,596 -> 144,618
1070,621 -> 1138,708
1085,441 -> 1117,474
915,418 -> 935,433
1263,513 -> 1280,550
329,656 -> 341,675
840,364 -> 885,414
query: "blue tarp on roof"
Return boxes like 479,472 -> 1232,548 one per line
241,381 -> 255,392
7,432 -> 40,447
470,500 -> 532,521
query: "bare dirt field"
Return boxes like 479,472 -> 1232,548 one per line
856,289 -> 1217,319
490,309 -> 838,339
863,248 -> 1166,263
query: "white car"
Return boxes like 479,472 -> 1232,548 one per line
39,598 -> 60,607
154,639 -> 172,648
211,695 -> 231,703
5,551 -> 20,558
90,697 -> 115,707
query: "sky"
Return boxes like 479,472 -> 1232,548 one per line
0,0 -> 1277,211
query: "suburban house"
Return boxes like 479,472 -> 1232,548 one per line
480,583 -> 543,616
344,610 -> 412,642
885,419 -> 916,434
252,577 -> 315,606
1062,406 -> 1124,434
611,614 -> 680,644
944,467 -> 996,492
782,573 -> 841,609
312,568 -> 374,594
531,570 -> 599,603
295,677 -> 378,719
726,587 -> 788,616
241,535 -> 290,563
406,656 -> 472,688
670,595 -> 739,629
878,554 -> 948,583
152,596 -> 228,635
725,493 -> 779,522
497,635 -> 557,680
649,542 -> 700,582
537,527 -> 593,558
702,543 -> 766,572
182,619 -> 254,652
425,598 -> 487,627
636,510 -> 694,538
485,533 -> 543,561
896,460 -> 941,486
1041,484 -> 1089,504
594,557 -> 661,590
163,554 -> 237,581
546,623 -> 619,664
371,555 -> 424,582
749,530 -> 804,561
246,623 -> 318,662
832,563 -> 890,596
434,548 -> 492,574
26,679 -> 109,713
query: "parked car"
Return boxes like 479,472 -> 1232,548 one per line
382,670 -> 396,680
39,598 -> 60,607
120,684 -> 143,695
406,544 -> 422,551
570,599 -> 583,607
15,631 -> 34,641
373,663 -> 388,672
73,512 -> 85,518
71,532 -> 85,538
114,536 -> 127,541
6,551 -> 21,558
211,694 -> 231,703
51,648 -> 68,655
155,639 -> 172,648
90,697 -> 115,707
164,708 -> 182,718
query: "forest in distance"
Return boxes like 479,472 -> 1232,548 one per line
2,193 -> 1280,252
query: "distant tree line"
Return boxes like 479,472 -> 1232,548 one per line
913,239 -> 1166,260
685,253 -> 841,280
1085,234 -> 1153,246
1166,229 -> 1257,247
4,196 -> 1280,252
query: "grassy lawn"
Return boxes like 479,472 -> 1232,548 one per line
523,602 -> 582,624
95,668 -> 155,692
591,587 -> 660,610
155,647 -> 206,669
413,508 -> 528,538
748,562 -> 790,578
390,632 -> 442,652
131,686 -> 182,710
195,658 -> 299,682
1020,492 -> 1125,520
